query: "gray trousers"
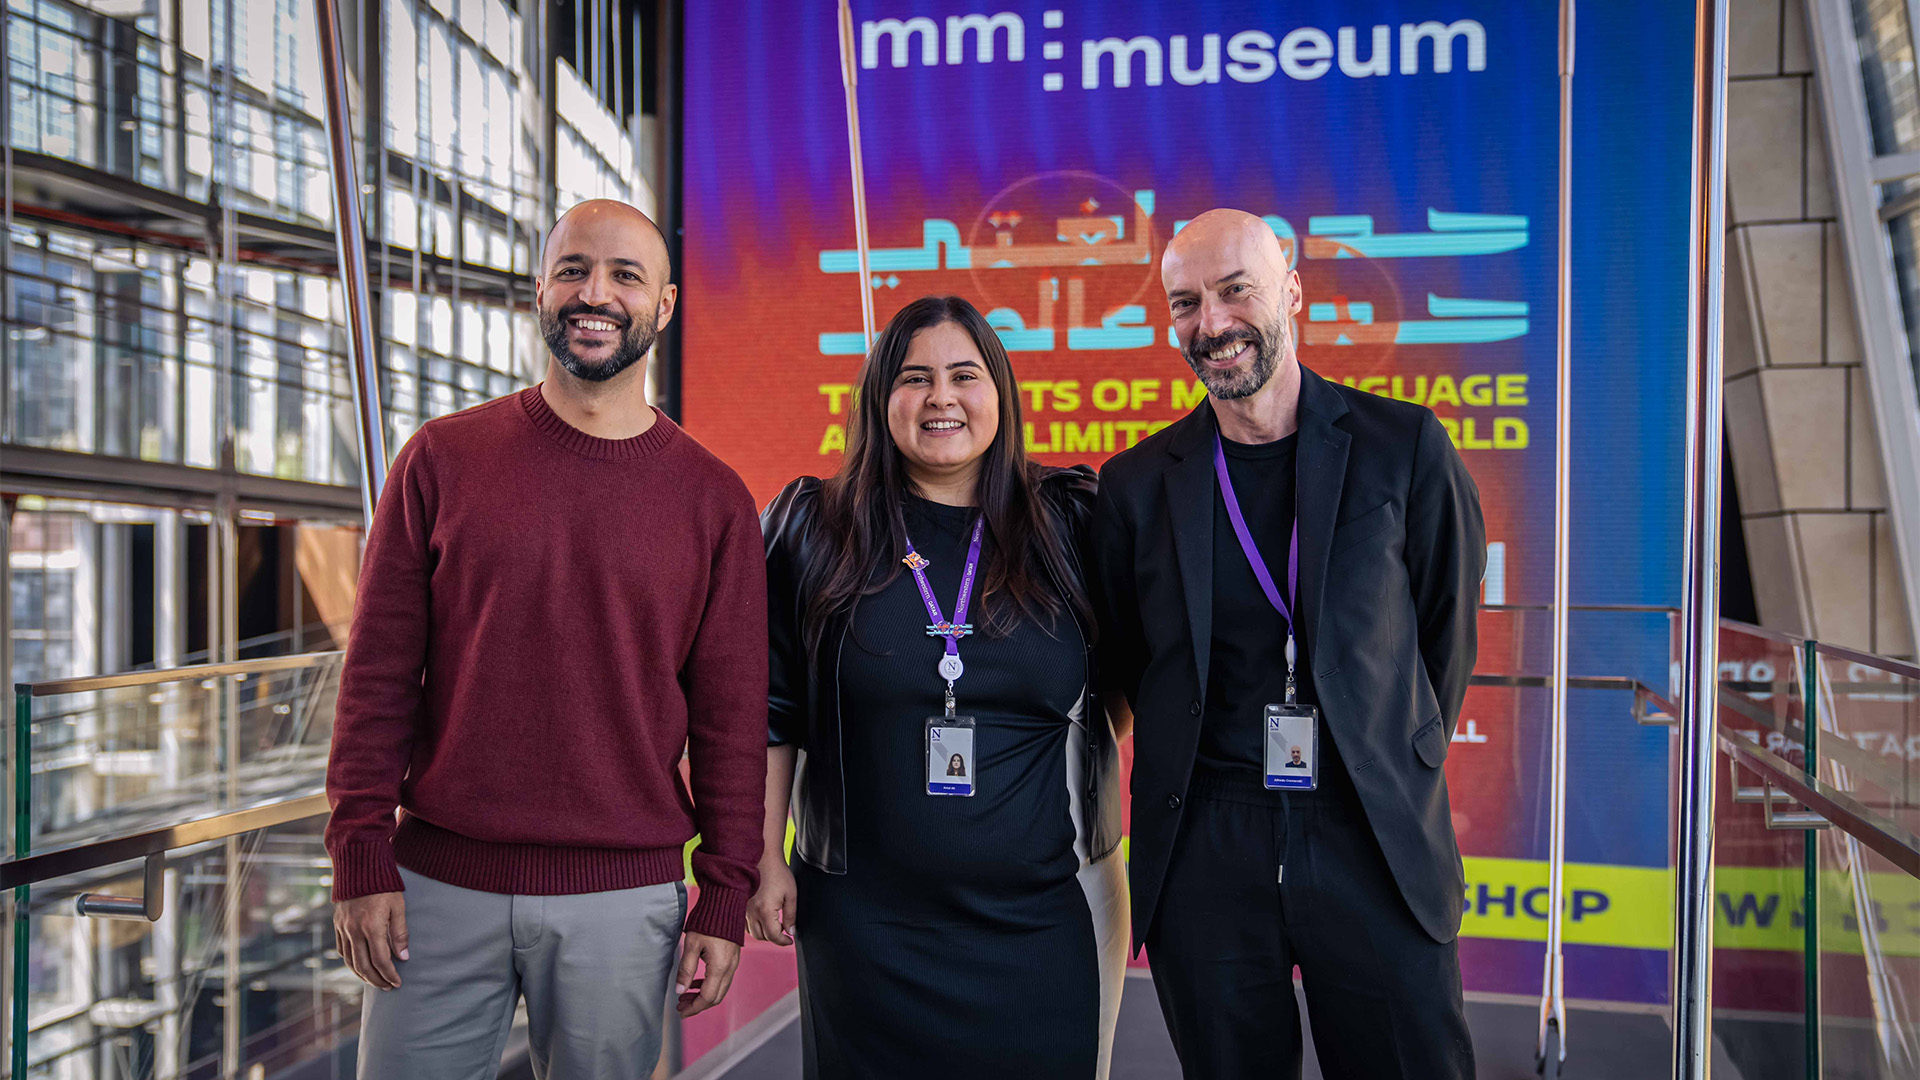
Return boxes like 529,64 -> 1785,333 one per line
357,867 -> 686,1080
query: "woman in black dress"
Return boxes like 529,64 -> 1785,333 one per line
750,296 -> 1129,1078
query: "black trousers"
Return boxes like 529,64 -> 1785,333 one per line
1145,771 -> 1474,1080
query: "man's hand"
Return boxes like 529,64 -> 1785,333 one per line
335,891 -> 409,990
674,931 -> 741,1018
745,855 -> 798,946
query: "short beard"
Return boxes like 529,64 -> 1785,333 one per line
541,303 -> 656,383
1182,314 -> 1289,401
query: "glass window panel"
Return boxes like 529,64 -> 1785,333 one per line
488,66 -> 511,187
488,224 -> 510,270
462,215 -> 485,266
1885,210 -> 1920,390
302,126 -> 330,224
429,21 -> 454,169
387,289 -> 418,346
385,186 -> 420,248
459,45 -> 484,178
1853,0 -> 1920,155
182,0 -> 211,58
289,0 -> 322,117
515,311 -> 536,380
429,295 -> 452,355
385,0 -> 420,151
484,0 -> 508,60
487,308 -> 510,371
459,300 -> 483,358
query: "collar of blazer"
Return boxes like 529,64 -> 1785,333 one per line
1159,363 -> 1354,695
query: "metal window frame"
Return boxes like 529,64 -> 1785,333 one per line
1806,0 -> 1920,659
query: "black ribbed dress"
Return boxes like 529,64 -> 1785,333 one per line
792,494 -> 1098,1078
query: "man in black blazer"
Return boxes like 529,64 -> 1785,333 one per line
1093,209 -> 1484,1078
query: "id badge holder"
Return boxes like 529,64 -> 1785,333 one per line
927,715 -> 977,797
1263,703 -> 1320,791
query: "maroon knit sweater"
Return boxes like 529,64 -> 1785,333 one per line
324,387 -> 768,944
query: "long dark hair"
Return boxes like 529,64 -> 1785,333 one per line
802,296 -> 1090,655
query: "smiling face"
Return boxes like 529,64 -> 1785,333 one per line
535,200 -> 677,383
886,320 -> 1000,488
1161,210 -> 1302,401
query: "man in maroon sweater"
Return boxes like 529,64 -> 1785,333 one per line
326,198 -> 767,1079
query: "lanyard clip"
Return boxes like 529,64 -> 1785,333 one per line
1284,631 -> 1298,705
944,681 -> 957,718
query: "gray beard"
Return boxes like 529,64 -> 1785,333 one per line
1182,315 -> 1289,401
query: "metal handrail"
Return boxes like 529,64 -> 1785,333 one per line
1718,616 -> 1808,647
1812,639 -> 1920,681
1719,726 -> 1920,879
14,651 -> 343,697
1480,603 -> 1680,614
1468,674 -> 1648,692
0,792 -> 329,891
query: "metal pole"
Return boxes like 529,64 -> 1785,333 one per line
611,0 -> 624,125
11,681 -> 29,1080
217,507 -> 239,1079
314,0 -> 389,527
1538,2 -> 1574,1075
0,502 -> 12,1077
1673,0 -> 1730,1075
836,0 -> 876,351
1802,639 -> 1820,1080
595,0 -> 607,102
2,0 -> 14,448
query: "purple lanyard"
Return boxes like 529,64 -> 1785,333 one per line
902,514 -> 985,707
1213,434 -> 1303,701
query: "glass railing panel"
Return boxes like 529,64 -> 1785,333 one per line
9,654 -> 342,856
1815,645 -> 1919,827
1711,623 -> 1816,1078
1813,782 -> 1920,1077
1719,621 -> 1814,755
1812,644 -> 1920,1077
12,814 -> 365,1080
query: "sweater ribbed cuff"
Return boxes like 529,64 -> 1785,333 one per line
683,885 -> 750,945
330,840 -> 405,901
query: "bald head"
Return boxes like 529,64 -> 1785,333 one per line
1161,208 -> 1289,290
535,199 -> 678,385
1161,207 -> 1301,402
542,199 -> 670,282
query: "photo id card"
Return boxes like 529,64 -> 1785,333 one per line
1264,703 -> 1320,791
926,716 -> 976,797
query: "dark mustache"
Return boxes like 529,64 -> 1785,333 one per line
1186,328 -> 1260,358
557,303 -> 630,329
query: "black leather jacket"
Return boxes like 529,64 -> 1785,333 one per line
761,465 -> 1124,874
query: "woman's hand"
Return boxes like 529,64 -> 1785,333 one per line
746,852 -> 798,946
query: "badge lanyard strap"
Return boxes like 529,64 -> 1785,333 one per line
902,514 -> 985,717
1213,434 -> 1302,703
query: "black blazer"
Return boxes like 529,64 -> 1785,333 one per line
1092,364 -> 1485,948
762,465 -> 1124,875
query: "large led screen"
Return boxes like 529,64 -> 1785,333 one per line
683,1 -> 1698,1003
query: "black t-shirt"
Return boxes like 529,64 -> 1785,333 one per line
1201,434 -> 1355,802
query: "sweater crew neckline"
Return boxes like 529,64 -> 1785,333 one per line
519,385 -> 678,461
